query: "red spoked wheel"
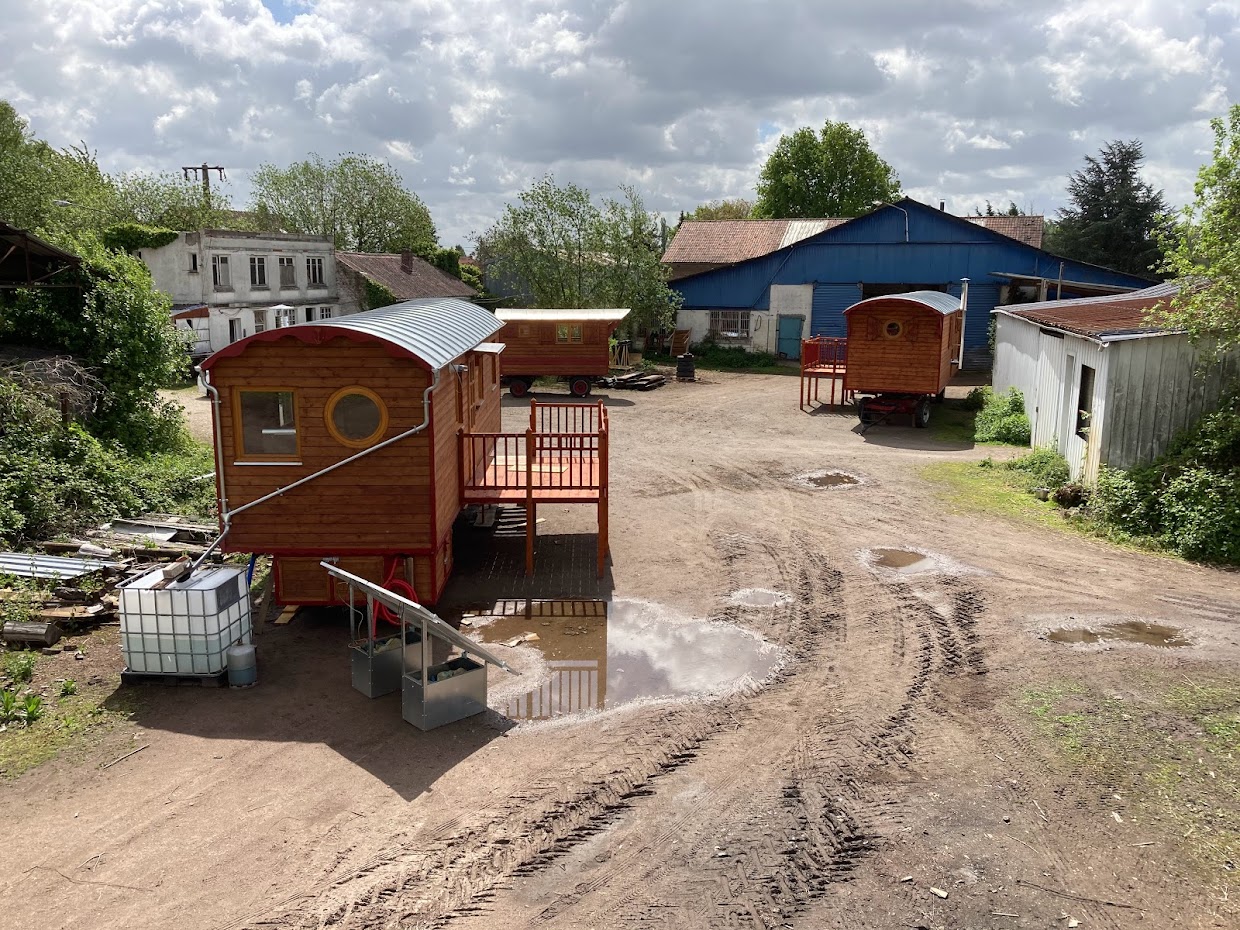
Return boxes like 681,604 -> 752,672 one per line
569,376 -> 592,397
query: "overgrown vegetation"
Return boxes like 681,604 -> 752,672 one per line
1017,675 -> 1239,900
972,386 -> 1032,444
1090,398 -> 1240,563
684,341 -> 791,373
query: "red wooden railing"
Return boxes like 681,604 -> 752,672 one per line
461,402 -> 608,495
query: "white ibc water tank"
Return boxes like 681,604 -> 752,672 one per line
119,566 -> 252,676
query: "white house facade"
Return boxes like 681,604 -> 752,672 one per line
141,230 -> 343,360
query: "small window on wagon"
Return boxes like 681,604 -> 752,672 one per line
325,386 -> 388,448
556,324 -> 583,344
883,320 -> 904,339
236,390 -> 298,460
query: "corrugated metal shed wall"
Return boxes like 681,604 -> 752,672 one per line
671,201 -> 1152,353
811,284 -> 861,336
992,315 -> 1040,401
1103,336 -> 1240,472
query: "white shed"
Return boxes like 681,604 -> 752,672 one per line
992,283 -> 1240,483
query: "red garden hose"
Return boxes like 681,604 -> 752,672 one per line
369,556 -> 419,638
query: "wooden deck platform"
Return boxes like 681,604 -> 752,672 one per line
460,401 -> 609,577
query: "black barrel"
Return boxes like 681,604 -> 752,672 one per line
676,353 -> 695,381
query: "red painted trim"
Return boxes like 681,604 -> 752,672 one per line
226,545 -> 435,557
201,326 -> 433,370
428,378 -> 438,549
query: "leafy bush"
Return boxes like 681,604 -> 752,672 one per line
101,223 -> 179,253
22,694 -> 43,725
0,689 -> 17,724
60,679 -> 77,697
1002,447 -> 1070,490
962,386 -> 990,411
1090,398 -> 1240,564
4,652 -> 36,684
1053,483 -> 1089,508
975,387 -> 1031,444
688,343 -> 782,370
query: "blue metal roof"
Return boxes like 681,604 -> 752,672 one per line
844,290 -> 961,315
315,298 -> 502,370
203,297 -> 501,371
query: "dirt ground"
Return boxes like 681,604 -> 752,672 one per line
3,371 -> 1239,930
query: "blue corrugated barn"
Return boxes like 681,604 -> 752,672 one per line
665,198 -> 1154,367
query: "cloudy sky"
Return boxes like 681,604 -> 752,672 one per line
2,0 -> 1236,247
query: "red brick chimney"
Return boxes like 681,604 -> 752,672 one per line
400,250 -> 413,274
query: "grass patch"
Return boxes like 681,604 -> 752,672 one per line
646,348 -> 799,377
921,459 -> 1075,532
1017,675 -> 1240,896
0,629 -> 140,778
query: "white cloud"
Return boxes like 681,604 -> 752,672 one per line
1,0 -> 1236,244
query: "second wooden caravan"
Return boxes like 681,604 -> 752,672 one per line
495,308 -> 630,397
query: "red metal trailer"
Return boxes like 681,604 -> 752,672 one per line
842,287 -> 966,430
495,308 -> 631,397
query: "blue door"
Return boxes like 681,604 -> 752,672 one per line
777,316 -> 802,360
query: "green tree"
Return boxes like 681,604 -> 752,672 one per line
477,176 -> 680,332
1045,140 -> 1171,277
753,121 -> 901,218
249,153 -> 436,253
109,171 -> 236,231
681,198 -> 755,222
1158,105 -> 1240,352
974,201 -> 1024,217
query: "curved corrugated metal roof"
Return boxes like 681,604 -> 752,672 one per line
202,298 -> 502,371
495,308 -> 631,323
843,290 -> 961,315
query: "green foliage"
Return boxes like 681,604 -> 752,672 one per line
101,223 -> 179,253
974,387 -> 1032,444
250,153 -> 437,253
426,246 -> 462,279
458,261 -> 484,294
0,238 -> 190,452
962,386 -> 989,411
1091,398 -> 1240,563
1002,446 -> 1071,489
4,652 -> 36,684
680,199 -> 755,222
1045,139 -> 1171,277
1159,105 -> 1240,353
974,201 -> 1024,217
22,694 -> 42,725
109,170 -> 238,231
477,176 -> 681,333
754,121 -> 901,219
60,679 -> 77,697
0,689 -> 17,724
686,343 -> 782,370
0,380 -> 213,541
362,278 -> 399,311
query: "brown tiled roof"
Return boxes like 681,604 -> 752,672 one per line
967,215 -> 1045,248
662,220 -> 792,266
1004,282 -> 1180,339
337,251 -> 476,301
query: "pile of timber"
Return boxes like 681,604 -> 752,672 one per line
599,370 -> 666,391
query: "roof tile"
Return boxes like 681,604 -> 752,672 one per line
337,251 -> 476,301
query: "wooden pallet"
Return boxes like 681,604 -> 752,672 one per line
121,669 -> 229,688
603,371 -> 666,391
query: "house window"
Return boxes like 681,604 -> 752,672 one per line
212,255 -> 231,290
274,306 -> 297,328
250,256 -> 267,288
708,310 -> 750,339
236,390 -> 298,459
228,317 -> 243,343
306,256 -> 325,287
305,307 -> 315,323
189,253 -> 198,273
555,324 -> 583,344
318,306 -> 334,320
278,256 -> 295,288
253,309 -> 268,333
324,386 -> 387,448
1076,365 -> 1096,440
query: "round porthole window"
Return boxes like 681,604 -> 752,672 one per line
325,386 -> 387,448
884,320 -> 904,338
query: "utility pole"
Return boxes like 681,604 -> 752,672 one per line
182,163 -> 227,204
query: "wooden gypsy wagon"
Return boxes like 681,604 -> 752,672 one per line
494,308 -> 630,397
199,298 -> 507,606
842,288 -> 965,429
200,297 -> 613,607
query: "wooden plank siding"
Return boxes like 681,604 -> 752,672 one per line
844,301 -> 959,396
498,321 -> 612,378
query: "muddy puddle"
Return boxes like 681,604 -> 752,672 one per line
795,470 -> 860,489
465,599 -> 779,722
729,588 -> 792,608
870,548 -> 936,574
1047,620 -> 1192,649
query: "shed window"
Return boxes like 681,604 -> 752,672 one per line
883,320 -> 903,339
325,387 -> 387,448
556,324 -> 583,344
1076,365 -> 1095,439
708,310 -> 750,339
237,390 -> 298,459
